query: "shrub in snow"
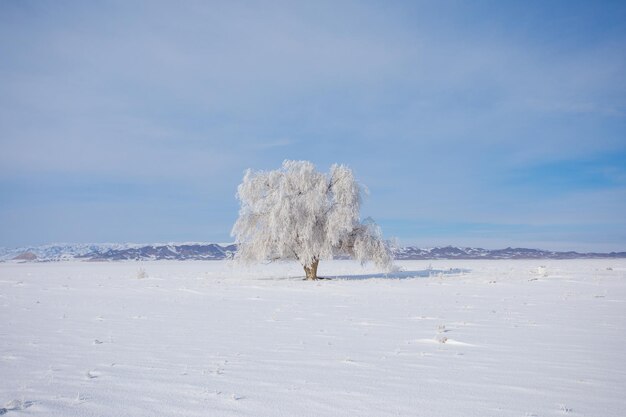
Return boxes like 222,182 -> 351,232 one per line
231,160 -> 393,280
136,267 -> 147,279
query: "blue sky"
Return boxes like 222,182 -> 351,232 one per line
1,0 -> 625,251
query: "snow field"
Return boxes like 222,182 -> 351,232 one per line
1,260 -> 625,416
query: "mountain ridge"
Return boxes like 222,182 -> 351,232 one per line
1,243 -> 625,262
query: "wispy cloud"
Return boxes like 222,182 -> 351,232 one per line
0,1 -> 624,248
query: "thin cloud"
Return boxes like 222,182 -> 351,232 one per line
0,1 -> 624,249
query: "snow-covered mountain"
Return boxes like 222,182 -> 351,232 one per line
0,243 -> 134,261
393,246 -> 626,260
1,243 -> 624,262
0,242 -> 236,262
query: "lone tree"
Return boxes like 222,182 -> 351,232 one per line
231,160 -> 393,280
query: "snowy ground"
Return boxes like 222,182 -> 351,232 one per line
1,259 -> 625,417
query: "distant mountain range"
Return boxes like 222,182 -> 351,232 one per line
0,243 -> 237,262
1,243 -> 625,262
393,246 -> 626,260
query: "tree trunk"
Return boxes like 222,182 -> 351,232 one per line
304,258 -> 319,280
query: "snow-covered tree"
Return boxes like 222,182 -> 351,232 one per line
231,160 -> 393,280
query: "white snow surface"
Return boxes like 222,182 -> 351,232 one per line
1,259 -> 625,416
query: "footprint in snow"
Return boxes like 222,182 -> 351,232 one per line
86,370 -> 100,379
2,399 -> 34,412
415,337 -> 477,347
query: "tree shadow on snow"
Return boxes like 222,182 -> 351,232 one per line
329,268 -> 471,281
